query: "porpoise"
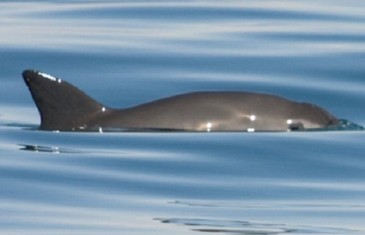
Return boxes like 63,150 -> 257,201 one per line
23,70 -> 341,132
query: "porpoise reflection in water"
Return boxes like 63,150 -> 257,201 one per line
23,70 -> 360,132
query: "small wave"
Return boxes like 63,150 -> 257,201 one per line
304,119 -> 364,132
332,119 -> 364,131
18,144 -> 84,154
4,123 -> 38,130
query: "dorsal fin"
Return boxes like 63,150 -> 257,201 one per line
23,70 -> 107,131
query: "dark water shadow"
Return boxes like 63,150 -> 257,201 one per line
156,218 -> 292,234
155,217 -> 363,234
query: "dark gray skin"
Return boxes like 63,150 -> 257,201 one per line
23,70 -> 339,132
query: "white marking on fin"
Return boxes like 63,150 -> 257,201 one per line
247,128 -> 255,132
38,72 -> 58,82
102,107 -> 106,112
99,127 -> 103,133
250,115 -> 256,121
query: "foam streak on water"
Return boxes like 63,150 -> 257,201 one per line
1,1 -> 365,235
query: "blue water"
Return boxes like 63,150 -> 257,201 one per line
1,1 -> 365,234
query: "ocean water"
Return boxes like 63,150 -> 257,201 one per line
1,1 -> 365,234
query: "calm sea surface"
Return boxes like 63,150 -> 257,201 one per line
1,1 -> 365,234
